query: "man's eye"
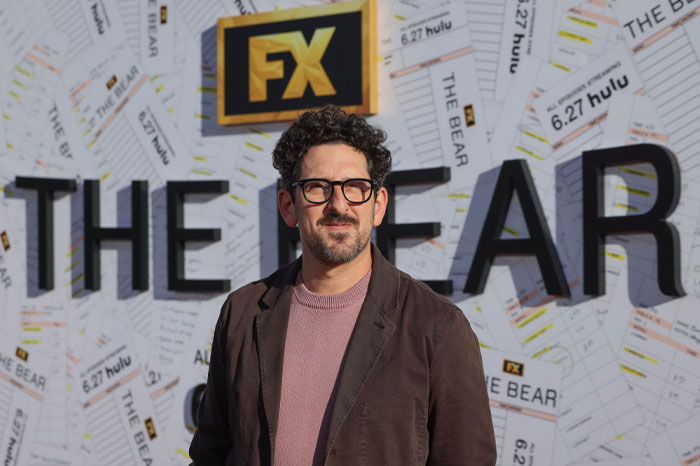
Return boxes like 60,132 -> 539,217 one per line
345,181 -> 370,191
305,182 -> 327,191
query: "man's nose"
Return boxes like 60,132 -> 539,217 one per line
326,184 -> 348,212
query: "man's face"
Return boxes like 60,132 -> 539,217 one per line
279,143 -> 387,264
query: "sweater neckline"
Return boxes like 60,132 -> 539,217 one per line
293,269 -> 371,309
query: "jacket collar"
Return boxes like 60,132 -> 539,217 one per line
255,243 -> 400,459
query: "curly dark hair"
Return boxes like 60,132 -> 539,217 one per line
272,105 -> 392,197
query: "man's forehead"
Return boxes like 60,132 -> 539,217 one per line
299,143 -> 369,174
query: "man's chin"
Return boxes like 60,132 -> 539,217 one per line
319,247 -> 360,264
325,231 -> 351,242
321,241 -> 353,258
317,237 -> 367,264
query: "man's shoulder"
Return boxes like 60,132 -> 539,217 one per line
218,262 -> 295,320
369,246 -> 462,326
222,278 -> 266,308
393,268 -> 465,327
395,268 -> 456,307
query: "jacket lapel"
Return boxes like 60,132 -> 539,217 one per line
324,245 -> 400,456
255,259 -> 300,459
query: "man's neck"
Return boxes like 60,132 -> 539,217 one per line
300,246 -> 372,295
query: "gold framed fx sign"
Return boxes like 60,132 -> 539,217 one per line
217,0 -> 377,125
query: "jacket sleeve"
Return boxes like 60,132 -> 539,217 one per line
189,297 -> 233,465
427,308 -> 497,466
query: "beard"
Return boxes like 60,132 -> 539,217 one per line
302,213 -> 371,264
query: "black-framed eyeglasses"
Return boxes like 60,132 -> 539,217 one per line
290,178 -> 378,204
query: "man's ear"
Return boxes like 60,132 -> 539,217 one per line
278,189 -> 298,227
372,186 -> 388,227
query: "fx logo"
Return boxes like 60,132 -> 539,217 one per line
144,417 -> 157,439
502,359 -> 524,377
16,347 -> 28,362
249,28 -> 336,102
1,230 -> 9,250
217,0 -> 376,125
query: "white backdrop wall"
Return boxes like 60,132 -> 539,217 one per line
1,0 -> 700,465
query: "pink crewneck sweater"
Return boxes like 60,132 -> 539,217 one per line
274,270 -> 371,466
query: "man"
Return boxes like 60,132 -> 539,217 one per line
189,106 -> 496,465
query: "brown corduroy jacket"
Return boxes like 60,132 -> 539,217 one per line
189,244 -> 496,465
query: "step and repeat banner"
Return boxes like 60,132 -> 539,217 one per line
1,0 -> 700,464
